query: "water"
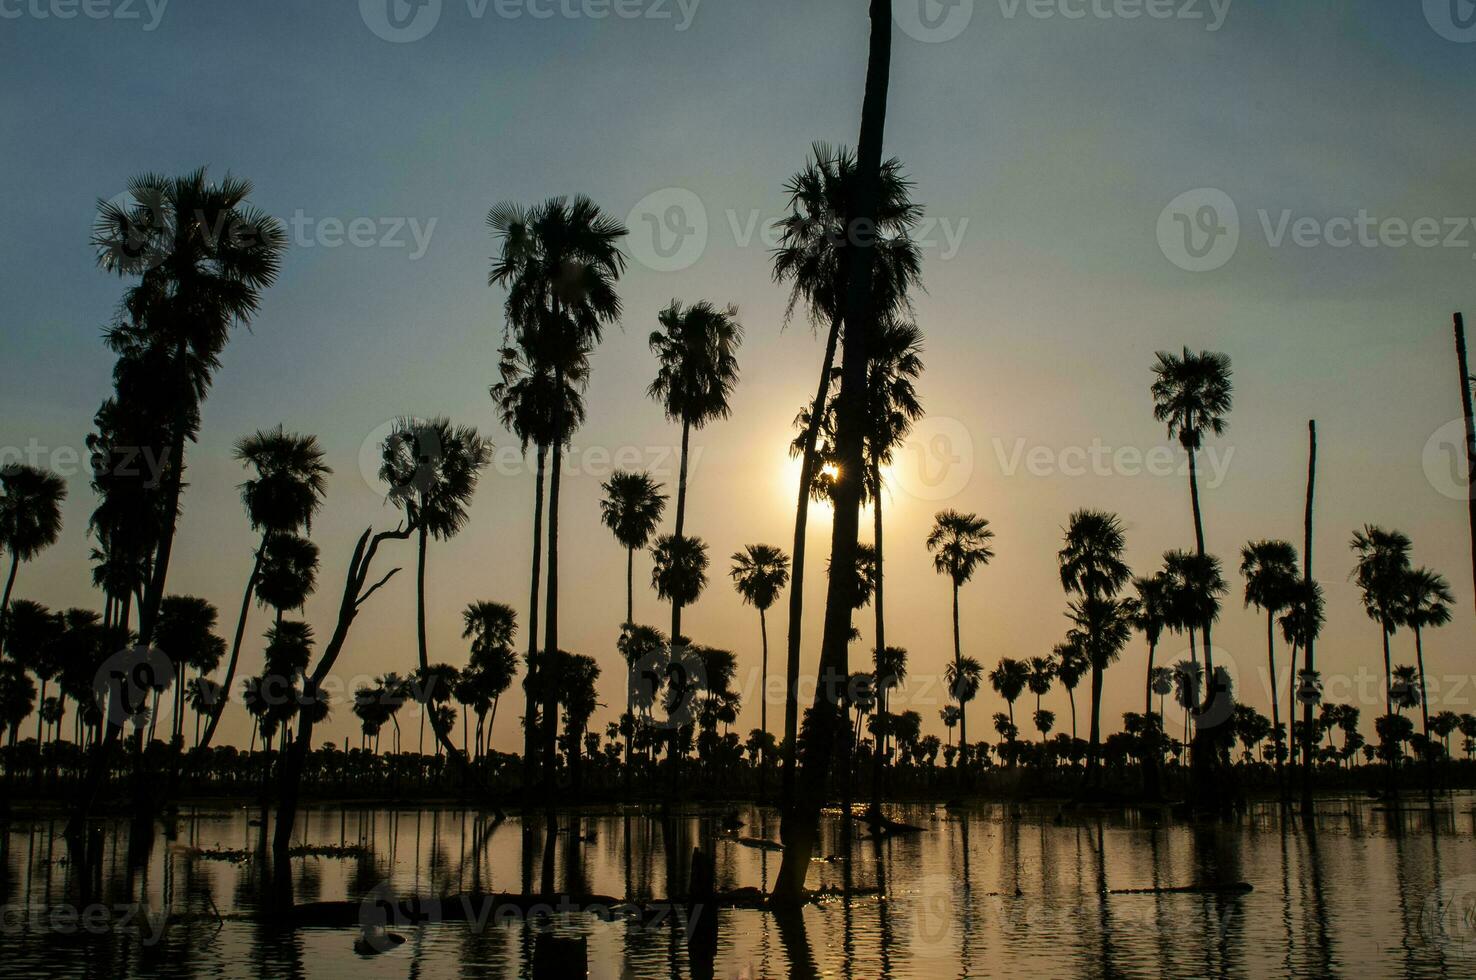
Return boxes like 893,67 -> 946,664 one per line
4,798 -> 1476,978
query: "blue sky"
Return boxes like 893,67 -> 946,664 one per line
2,0 -> 1473,750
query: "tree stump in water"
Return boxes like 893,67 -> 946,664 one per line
687,847 -> 719,980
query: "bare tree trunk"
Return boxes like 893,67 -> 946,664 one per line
671,418 -> 691,641
523,444 -> 546,793
1455,314 -> 1475,617
1299,420 -> 1317,819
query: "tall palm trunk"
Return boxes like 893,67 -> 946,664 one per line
523,444 -> 546,791
625,544 -> 634,628
1068,685 -> 1078,740
758,606 -> 770,801
1414,623 -> 1435,808
415,525 -> 464,764
671,418 -> 691,640
775,0 -> 891,904
0,551 -> 19,635
199,540 -> 266,751
1380,623 -> 1396,790
1299,421 -> 1317,818
1266,610 -> 1284,800
952,579 -> 964,746
1455,313 -> 1475,617
1086,662 -> 1104,782
542,402 -> 564,800
35,679 -> 47,746
781,309 -> 841,810
869,454 -> 886,816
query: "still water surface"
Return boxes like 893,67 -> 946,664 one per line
4,798 -> 1476,978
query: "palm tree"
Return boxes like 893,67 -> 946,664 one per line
729,544 -> 790,793
1279,577 -> 1325,778
774,0 -> 898,904
461,601 -> 519,755
987,657 -> 1029,742
1058,510 -> 1131,602
1053,638 -> 1088,740
1131,573 -> 1171,719
0,465 -> 67,634
490,343 -> 587,786
93,170 -> 287,643
381,417 -> 491,765
648,299 -> 743,640
3,600 -> 61,745
152,595 -> 226,744
601,471 -> 668,629
1150,348 -> 1232,560
773,142 -> 923,811
1240,539 -> 1300,793
201,427 -> 329,752
0,663 -> 37,746
1400,566 -> 1453,801
489,194 -> 626,794
1026,656 -> 1056,743
947,655 -> 986,748
1350,526 -> 1413,741
1068,595 -> 1139,781
926,510 -> 994,746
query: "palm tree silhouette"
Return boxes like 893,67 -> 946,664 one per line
0,464 -> 66,635
153,595 -> 225,744
461,601 -> 519,756
92,169 -> 287,643
648,299 -> 743,640
491,343 -> 586,786
489,194 -> 626,794
1131,573 -> 1170,720
985,658 -> 1025,761
1026,657 -> 1056,743
601,471 -> 668,631
1240,539 -> 1300,794
651,534 -> 710,625
3,600 -> 61,746
1399,565 -> 1453,802
729,544 -> 790,796
1278,576 -> 1325,776
1053,638 -> 1088,740
1068,596 -> 1138,783
201,427 -> 328,752
381,416 -> 491,767
772,142 -> 922,811
926,510 -> 994,747
1350,526 -> 1412,743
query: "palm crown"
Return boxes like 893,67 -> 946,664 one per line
381,417 -> 492,541
648,300 -> 744,430
235,426 -> 331,534
1058,510 -> 1130,600
1350,525 -> 1413,630
0,465 -> 67,562
1150,347 -> 1233,452
730,544 -> 791,612
601,471 -> 668,551
926,510 -> 994,586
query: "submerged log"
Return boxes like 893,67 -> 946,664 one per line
1108,882 -> 1253,895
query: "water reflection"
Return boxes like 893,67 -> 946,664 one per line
2,797 -> 1475,978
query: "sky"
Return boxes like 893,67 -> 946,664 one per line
1,0 -> 1473,754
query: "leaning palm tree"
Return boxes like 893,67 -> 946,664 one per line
648,299 -> 743,640
1240,539 -> 1300,794
200,427 -> 329,752
601,471 -> 668,629
489,195 -> 626,793
93,170 -> 288,644
1350,526 -> 1413,742
773,143 -> 923,813
381,417 -> 491,765
0,465 -> 67,633
926,510 -> 995,746
729,544 -> 790,795
1400,565 -> 1453,798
